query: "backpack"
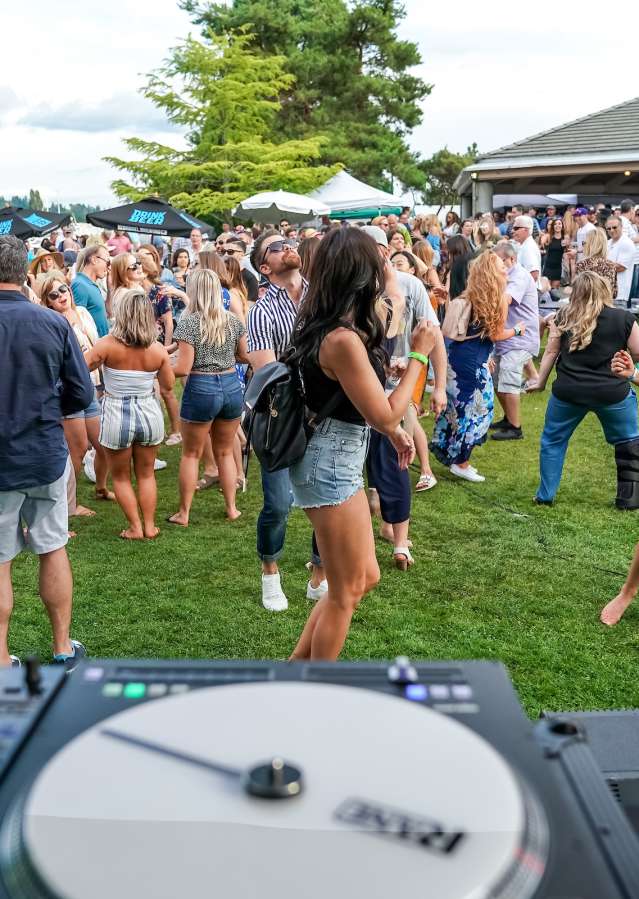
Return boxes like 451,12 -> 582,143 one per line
243,352 -> 344,473
441,296 -> 478,341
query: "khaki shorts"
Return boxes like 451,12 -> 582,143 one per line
493,350 -> 532,395
0,459 -> 70,563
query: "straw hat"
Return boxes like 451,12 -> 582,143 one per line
28,247 -> 64,274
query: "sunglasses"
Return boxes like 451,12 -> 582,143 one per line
47,284 -> 69,300
261,239 -> 298,265
128,262 -> 142,271
219,247 -> 242,256
512,226 -> 528,231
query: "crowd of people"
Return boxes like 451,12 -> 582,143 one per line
2,195 -> 639,668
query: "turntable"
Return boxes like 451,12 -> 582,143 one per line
0,657 -> 636,899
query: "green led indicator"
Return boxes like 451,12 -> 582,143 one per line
123,683 -> 146,699
102,683 -> 123,698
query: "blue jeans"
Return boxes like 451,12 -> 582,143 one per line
536,392 -> 639,501
257,466 -> 321,565
180,372 -> 243,423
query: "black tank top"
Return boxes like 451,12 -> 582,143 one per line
301,329 -> 385,425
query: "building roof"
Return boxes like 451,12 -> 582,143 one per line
478,96 -> 639,162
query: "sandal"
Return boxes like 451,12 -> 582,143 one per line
393,547 -> 415,571
195,474 -> 219,490
415,473 -> 437,492
95,488 -> 116,501
165,432 -> 182,446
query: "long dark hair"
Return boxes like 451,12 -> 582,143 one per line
292,228 -> 386,366
447,235 -> 475,299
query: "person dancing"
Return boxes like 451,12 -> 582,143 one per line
288,228 -> 436,661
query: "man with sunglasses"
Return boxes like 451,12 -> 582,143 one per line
511,215 -> 541,287
607,216 -> 636,309
220,238 -> 259,303
70,245 -> 110,337
246,230 -> 327,612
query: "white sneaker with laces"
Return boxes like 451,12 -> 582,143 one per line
306,579 -> 328,601
450,463 -> 485,483
154,459 -> 168,471
83,449 -> 96,483
262,573 -> 289,612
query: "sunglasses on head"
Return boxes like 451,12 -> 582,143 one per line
47,284 -> 69,300
261,238 -> 298,265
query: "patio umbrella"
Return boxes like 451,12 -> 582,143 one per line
233,190 -> 331,224
87,197 -> 212,237
0,207 -> 69,239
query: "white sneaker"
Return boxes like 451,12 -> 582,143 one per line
83,449 -> 96,483
450,463 -> 485,483
154,459 -> 168,471
306,579 -> 328,601
262,573 -> 288,612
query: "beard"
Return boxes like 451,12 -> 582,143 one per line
279,251 -> 302,271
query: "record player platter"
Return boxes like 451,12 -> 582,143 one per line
0,682 -> 547,899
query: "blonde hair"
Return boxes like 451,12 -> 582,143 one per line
466,251 -> 508,338
473,214 -> 500,249
186,268 -> 229,346
412,238 -> 434,269
40,270 -> 72,306
563,210 -> 577,240
110,253 -> 136,292
583,227 -> 608,260
554,271 -> 612,352
111,288 -> 157,347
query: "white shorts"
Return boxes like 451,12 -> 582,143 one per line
493,350 -> 533,394
99,394 -> 164,450
0,459 -> 70,563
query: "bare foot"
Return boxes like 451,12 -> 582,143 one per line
226,509 -> 242,521
95,488 -> 116,501
144,526 -> 161,539
166,513 -> 189,527
73,505 -> 96,517
119,528 -> 144,540
68,530 -> 77,539
600,591 -> 634,627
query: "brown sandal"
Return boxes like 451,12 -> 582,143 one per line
95,488 -> 116,501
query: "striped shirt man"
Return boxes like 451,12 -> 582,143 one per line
247,279 -> 308,357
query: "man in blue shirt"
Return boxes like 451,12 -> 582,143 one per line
71,245 -> 110,336
0,236 -> 93,669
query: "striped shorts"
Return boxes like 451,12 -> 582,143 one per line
99,394 -> 164,450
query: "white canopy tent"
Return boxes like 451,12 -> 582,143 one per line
233,190 -> 330,223
310,171 -> 405,218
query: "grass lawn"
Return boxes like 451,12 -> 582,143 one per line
9,383 -> 639,717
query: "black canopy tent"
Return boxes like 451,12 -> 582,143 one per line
87,197 -> 212,237
0,207 -> 71,240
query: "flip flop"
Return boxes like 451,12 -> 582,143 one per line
195,474 -> 219,490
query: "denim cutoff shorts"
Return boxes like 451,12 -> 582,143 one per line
181,372 -> 243,423
290,417 -> 370,509
63,388 -> 100,421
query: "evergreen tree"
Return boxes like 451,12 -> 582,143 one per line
105,30 -> 339,222
420,145 -> 479,210
28,188 -> 44,210
181,0 -> 431,191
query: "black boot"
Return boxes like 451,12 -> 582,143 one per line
615,438 -> 639,510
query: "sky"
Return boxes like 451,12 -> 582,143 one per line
2,0 -> 638,206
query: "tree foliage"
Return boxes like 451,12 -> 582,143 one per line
420,144 -> 479,208
181,0 -> 432,191
105,30 -> 339,222
0,193 -> 101,222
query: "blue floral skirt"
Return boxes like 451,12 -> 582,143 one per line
431,360 -> 494,466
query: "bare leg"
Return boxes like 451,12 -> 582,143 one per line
132,443 -> 160,538
168,421 -> 212,526
211,417 -> 242,520
66,460 -> 77,517
39,548 -> 73,657
160,383 -> 181,437
523,359 -> 538,381
200,432 -> 219,479
290,491 -> 380,661
496,392 -> 521,429
63,418 -> 94,516
0,561 -> 14,665
601,542 -> 639,626
86,416 -> 112,496
104,447 -> 143,539
233,432 -> 244,482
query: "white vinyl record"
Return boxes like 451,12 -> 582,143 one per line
16,683 -> 547,899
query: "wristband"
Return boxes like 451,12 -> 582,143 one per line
513,325 -> 522,337
408,351 -> 428,366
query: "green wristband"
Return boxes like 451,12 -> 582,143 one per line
408,351 -> 428,366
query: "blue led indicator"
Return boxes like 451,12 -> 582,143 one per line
405,684 -> 428,701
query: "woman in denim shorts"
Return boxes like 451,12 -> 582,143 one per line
168,269 -> 248,525
41,272 -> 113,515
288,228 -> 437,661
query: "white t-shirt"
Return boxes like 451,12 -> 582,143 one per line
393,270 -> 439,358
576,222 -> 596,261
516,237 -> 541,287
608,236 -> 636,301
620,215 -> 639,265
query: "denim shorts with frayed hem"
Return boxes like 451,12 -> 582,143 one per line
290,417 -> 369,509
180,372 -> 243,423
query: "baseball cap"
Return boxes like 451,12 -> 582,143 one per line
513,215 -> 534,231
360,225 -> 388,247
574,206 -> 589,216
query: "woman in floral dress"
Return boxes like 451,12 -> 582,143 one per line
432,252 -> 524,483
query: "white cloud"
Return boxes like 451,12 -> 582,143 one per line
21,92 -> 179,134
